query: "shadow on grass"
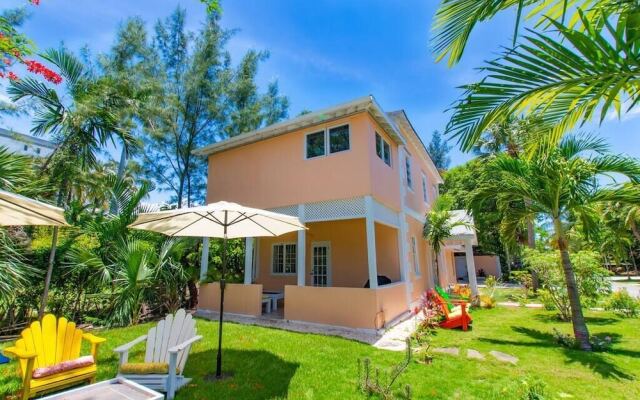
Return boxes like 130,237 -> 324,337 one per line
533,314 -> 620,326
181,349 -> 299,399
479,326 -> 636,381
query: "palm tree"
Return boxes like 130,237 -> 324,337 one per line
423,194 -> 472,292
433,2 -> 639,150
8,48 -> 138,318
477,134 -> 640,350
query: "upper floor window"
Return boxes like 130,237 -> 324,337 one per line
329,125 -> 350,153
411,236 -> 420,276
23,145 -> 28,151
272,243 -> 297,274
375,132 -> 391,166
305,124 -> 350,159
405,155 -> 413,189
432,184 -> 439,200
421,173 -> 429,203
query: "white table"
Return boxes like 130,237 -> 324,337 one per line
41,377 -> 163,400
263,291 -> 284,311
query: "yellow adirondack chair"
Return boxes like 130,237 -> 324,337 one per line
2,314 -> 106,400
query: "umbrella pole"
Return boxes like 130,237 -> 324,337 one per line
215,212 -> 228,379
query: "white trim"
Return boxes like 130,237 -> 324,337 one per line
297,204 -> 306,286
199,237 -> 209,281
271,242 -> 298,276
364,196 -> 378,289
244,237 -> 254,284
304,123 -> 352,160
465,238 -> 479,297
311,241 -> 332,287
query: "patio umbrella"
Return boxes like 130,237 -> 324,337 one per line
0,189 -> 69,227
128,201 -> 306,379
0,189 -> 69,319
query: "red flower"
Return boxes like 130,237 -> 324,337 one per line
25,60 -> 62,84
8,71 -> 19,81
29,0 -> 41,5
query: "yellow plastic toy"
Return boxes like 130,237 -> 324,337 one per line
2,314 -> 106,400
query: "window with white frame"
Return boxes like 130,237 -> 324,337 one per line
272,243 -> 297,274
421,173 -> 429,203
411,237 -> 420,275
405,154 -> 413,189
375,132 -> 391,166
306,131 -> 325,158
305,125 -> 350,159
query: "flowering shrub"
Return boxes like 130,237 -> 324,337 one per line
605,289 -> 640,318
452,284 -> 471,299
0,0 -> 62,84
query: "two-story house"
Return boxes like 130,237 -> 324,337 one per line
194,95 -> 479,331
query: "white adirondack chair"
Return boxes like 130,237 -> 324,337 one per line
114,309 -> 202,400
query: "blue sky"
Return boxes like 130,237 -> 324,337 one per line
3,0 -> 640,202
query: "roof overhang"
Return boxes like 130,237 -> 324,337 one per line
193,95 -> 406,157
444,210 -> 478,246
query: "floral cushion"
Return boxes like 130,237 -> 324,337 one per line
32,355 -> 94,379
120,362 -> 171,375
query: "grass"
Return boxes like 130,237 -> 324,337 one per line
1,307 -> 639,399
490,287 -> 540,303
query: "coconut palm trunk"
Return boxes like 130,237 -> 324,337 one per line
554,218 -> 591,350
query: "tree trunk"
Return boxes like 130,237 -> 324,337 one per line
525,202 -> 539,292
110,146 -> 128,214
630,247 -> 638,278
39,226 -> 59,320
630,219 -> 640,243
554,218 -> 591,351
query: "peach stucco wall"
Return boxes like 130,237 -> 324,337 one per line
375,222 -> 401,282
376,282 -> 409,326
284,283 -> 408,330
474,255 -> 502,278
207,113 -> 374,209
367,116 -> 402,211
253,219 -> 403,290
198,282 -> 263,317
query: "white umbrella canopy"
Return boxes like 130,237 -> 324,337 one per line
128,200 -> 305,380
128,201 -> 305,238
0,189 -> 69,227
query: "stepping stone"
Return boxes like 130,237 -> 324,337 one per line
467,349 -> 485,360
489,350 -> 518,365
433,347 -> 459,356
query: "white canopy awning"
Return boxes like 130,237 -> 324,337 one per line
0,189 -> 69,227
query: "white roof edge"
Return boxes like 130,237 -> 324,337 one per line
193,95 -> 406,157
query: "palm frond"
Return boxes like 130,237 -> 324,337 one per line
446,10 -> 640,151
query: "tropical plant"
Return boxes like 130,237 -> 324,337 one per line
523,248 -> 611,321
475,134 -> 640,349
605,289 -> 640,318
423,194 -> 470,289
435,1 -> 640,150
8,47 -> 140,318
0,229 -> 39,306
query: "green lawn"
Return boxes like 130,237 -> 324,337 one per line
1,307 -> 639,399
490,287 -> 540,303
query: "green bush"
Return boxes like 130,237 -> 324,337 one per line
605,289 -> 640,318
522,249 -> 611,321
